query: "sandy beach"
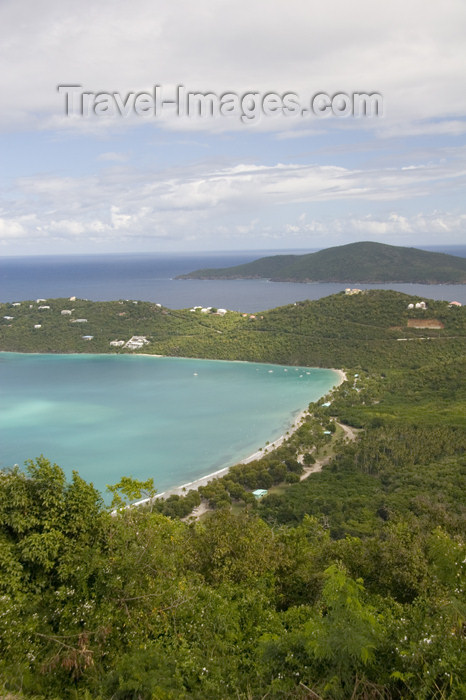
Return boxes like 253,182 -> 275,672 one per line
133,367 -> 346,507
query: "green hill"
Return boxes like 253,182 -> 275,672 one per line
1,290 -> 465,372
177,241 -> 466,283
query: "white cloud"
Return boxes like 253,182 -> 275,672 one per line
97,152 -> 129,162
285,211 -> 466,243
1,152 -> 465,250
1,0 -> 465,253
0,217 -> 27,239
0,0 -> 465,136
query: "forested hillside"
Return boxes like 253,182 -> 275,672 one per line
0,291 -> 465,699
177,241 -> 466,283
1,289 -> 465,370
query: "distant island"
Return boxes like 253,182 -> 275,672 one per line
177,241 -> 466,284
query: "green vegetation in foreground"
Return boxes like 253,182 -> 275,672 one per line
177,240 -> 466,283
1,289 -> 466,372
0,291 -> 465,699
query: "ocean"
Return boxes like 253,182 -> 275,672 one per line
0,353 -> 338,499
1,245 -> 466,311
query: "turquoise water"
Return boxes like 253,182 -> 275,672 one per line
0,353 -> 338,498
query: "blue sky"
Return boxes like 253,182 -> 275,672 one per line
0,0 -> 465,255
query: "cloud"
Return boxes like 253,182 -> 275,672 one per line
97,151 -> 129,162
284,211 -> 466,243
1,1 -> 465,253
0,0 -> 465,136
0,217 -> 27,239
1,150 -> 465,250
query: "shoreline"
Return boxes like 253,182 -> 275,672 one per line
132,367 -> 346,507
1,351 -> 346,508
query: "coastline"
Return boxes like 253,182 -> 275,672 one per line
334,368 -> 347,386
1,351 -> 346,508
133,367 -> 346,507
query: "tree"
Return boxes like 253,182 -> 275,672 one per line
106,476 -> 157,510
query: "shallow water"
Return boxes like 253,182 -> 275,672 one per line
0,353 -> 338,499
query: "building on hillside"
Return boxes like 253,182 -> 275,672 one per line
345,288 -> 363,295
61,310 -> 73,315
38,305 -> 50,310
448,301 -> 462,307
82,335 -> 94,341
34,324 -> 41,329
415,301 -> 427,310
110,340 -> 125,347
125,335 -> 150,350
252,489 -> 268,499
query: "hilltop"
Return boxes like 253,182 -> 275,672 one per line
177,241 -> 466,283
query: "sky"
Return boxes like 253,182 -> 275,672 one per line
0,0 -> 465,256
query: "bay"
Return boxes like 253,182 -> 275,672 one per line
0,352 -> 339,499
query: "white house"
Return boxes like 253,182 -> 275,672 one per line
124,335 -> 150,350
61,310 -> 73,315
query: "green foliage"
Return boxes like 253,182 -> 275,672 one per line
179,241 -> 466,283
0,450 -> 465,698
106,475 -> 157,509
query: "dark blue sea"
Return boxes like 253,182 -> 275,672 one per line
1,246 -> 466,312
